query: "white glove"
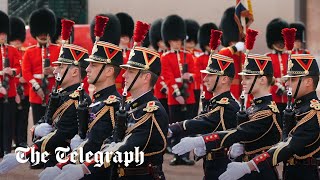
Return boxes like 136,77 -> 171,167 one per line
0,153 -> 20,174
194,147 -> 206,157
54,164 -> 87,180
39,166 -> 62,180
218,161 -> 251,180
172,136 -> 205,156
235,42 -> 245,52
229,143 -> 245,160
70,135 -> 84,150
34,123 -> 53,137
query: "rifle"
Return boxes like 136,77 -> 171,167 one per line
180,37 -> 191,112
43,76 -> 61,125
113,88 -> 128,143
282,87 -> 294,139
16,81 -> 24,110
77,83 -> 89,139
41,45 -> 50,106
1,44 -> 10,103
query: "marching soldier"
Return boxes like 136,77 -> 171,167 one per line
289,22 -> 310,54
173,54 -> 283,180
218,7 -> 245,101
115,12 -> 134,94
150,19 -> 168,114
54,21 -> 169,180
161,14 -> 196,165
195,22 -> 219,108
169,53 -> 239,179
22,8 -> 61,124
219,54 -> 320,180
185,19 -> 201,116
39,14 -> 123,180
0,28 -> 91,172
266,18 -> 289,116
8,16 -> 29,148
0,11 -> 22,157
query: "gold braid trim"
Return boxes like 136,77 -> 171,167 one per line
306,134 -> 320,147
52,99 -> 77,125
144,114 -> 167,156
87,106 -> 110,132
41,130 -> 57,153
245,146 -> 273,155
293,146 -> 320,160
126,113 -> 153,135
142,117 -> 153,153
290,110 -> 316,134
194,106 -> 221,119
220,107 -> 226,131
272,138 -> 292,166
248,110 -> 273,122
110,106 -> 115,128
240,121 -> 275,144
273,113 -> 283,141
215,129 -> 237,151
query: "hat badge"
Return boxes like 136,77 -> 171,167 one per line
243,58 -> 249,70
92,44 -> 98,55
129,49 -> 135,60
288,59 -> 294,70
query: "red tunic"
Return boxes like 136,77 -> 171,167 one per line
161,50 -> 196,105
116,48 -> 130,95
0,45 -> 22,98
153,51 -> 167,100
22,44 -> 61,104
195,52 -> 213,100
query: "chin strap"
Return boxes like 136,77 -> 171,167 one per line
126,69 -> 142,92
293,77 -> 302,99
248,76 -> 258,94
210,76 -> 220,92
92,64 -> 106,85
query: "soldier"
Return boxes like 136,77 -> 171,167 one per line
289,22 -> 310,54
169,53 -> 239,179
195,22 -> 219,108
266,18 -> 289,116
8,16 -> 29,148
219,54 -> 320,180
173,54 -> 283,180
185,19 -> 201,116
161,14 -> 196,165
0,32 -> 90,172
38,14 -> 123,180
218,7 -> 245,101
0,11 -> 22,157
115,12 -> 134,94
54,21 -> 169,180
149,19 -> 168,114
22,8 -> 61,124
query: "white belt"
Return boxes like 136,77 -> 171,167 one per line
0,68 -> 17,76
33,74 -> 54,79
175,78 -> 182,83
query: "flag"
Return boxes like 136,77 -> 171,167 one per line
234,0 -> 254,37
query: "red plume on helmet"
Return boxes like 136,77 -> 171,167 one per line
94,16 -> 109,41
133,21 -> 150,46
61,19 -> 75,42
245,29 -> 258,51
282,28 -> 296,51
209,29 -> 223,52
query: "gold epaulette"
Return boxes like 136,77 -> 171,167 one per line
26,45 -> 36,50
310,99 -> 320,110
103,95 -> 119,105
143,101 -> 159,113
268,101 -> 280,113
69,90 -> 80,99
216,97 -> 230,105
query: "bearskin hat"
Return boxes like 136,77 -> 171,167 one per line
0,10 -> 9,35
219,7 -> 240,47
266,18 -> 289,49
115,12 -> 134,39
161,14 -> 186,48
289,22 -> 305,42
198,23 -> 218,52
29,8 -> 56,38
185,19 -> 200,44
149,19 -> 163,51
90,13 -> 121,45
142,31 -> 150,48
9,16 -> 26,42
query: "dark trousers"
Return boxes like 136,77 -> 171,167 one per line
31,103 -> 46,124
159,98 -> 169,115
283,165 -> 319,180
203,158 -> 231,180
14,96 -> 30,147
169,104 -> 195,159
0,97 -> 17,153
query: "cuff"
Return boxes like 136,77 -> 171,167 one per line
172,84 -> 181,97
